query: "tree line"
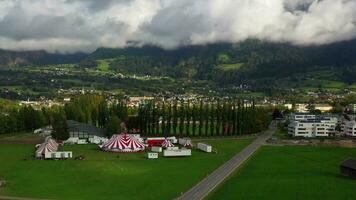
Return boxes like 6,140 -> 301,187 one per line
0,96 -> 271,139
0,95 -> 129,139
138,99 -> 271,136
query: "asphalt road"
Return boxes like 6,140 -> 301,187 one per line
176,122 -> 276,200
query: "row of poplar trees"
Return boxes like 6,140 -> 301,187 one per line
138,99 -> 271,136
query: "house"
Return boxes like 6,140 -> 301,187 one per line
67,120 -> 105,139
288,115 -> 337,138
342,120 -> 356,137
340,159 -> 356,178
294,104 -> 309,113
346,104 -> 356,114
289,113 -> 316,121
315,104 -> 333,112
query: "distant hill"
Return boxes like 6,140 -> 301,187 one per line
86,39 -> 356,86
1,39 -> 356,90
0,49 -> 87,67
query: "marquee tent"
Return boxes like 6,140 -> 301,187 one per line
182,139 -> 193,148
161,139 -> 174,148
100,134 -> 145,152
35,137 -> 59,158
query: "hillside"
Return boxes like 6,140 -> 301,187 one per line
87,40 -> 356,86
1,40 -> 356,99
0,49 -> 87,67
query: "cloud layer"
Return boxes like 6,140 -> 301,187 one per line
0,0 -> 355,53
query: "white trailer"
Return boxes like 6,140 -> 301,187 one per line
77,139 -> 88,144
44,151 -> 73,159
163,149 -> 191,157
148,152 -> 158,159
151,146 -> 162,153
64,137 -> 79,144
197,143 -> 212,153
166,146 -> 179,150
88,136 -> 108,144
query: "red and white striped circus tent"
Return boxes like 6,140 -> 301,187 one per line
100,134 -> 145,152
161,139 -> 174,148
182,139 -> 193,148
35,137 -> 59,158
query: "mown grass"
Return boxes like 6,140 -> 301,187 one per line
209,146 -> 356,200
217,63 -> 243,71
0,138 -> 253,200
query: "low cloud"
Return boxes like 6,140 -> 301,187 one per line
0,0 -> 355,53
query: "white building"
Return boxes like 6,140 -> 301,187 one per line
289,113 -> 316,121
288,115 -> 337,138
342,121 -> 356,137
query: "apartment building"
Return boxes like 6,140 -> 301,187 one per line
343,121 -> 356,137
288,113 -> 337,138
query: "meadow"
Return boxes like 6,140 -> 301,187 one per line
0,138 -> 252,200
209,146 -> 356,200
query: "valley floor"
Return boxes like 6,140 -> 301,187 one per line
208,146 -> 356,200
0,138 -> 252,200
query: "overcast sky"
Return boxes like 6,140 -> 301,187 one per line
0,0 -> 355,53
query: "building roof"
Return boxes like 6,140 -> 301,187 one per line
66,120 -> 104,137
297,120 -> 323,123
340,159 -> 356,169
292,112 -> 314,115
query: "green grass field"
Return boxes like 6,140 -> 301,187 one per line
0,138 -> 252,200
217,63 -> 243,71
209,146 -> 356,200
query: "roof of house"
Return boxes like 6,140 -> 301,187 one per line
66,120 -> 104,136
340,159 -> 356,169
292,113 -> 314,115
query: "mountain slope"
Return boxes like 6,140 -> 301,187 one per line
0,49 -> 87,67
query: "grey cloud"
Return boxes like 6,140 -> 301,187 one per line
0,0 -> 355,53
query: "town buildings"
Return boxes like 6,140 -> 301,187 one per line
288,113 -> 337,138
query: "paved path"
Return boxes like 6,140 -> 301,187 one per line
176,122 -> 276,200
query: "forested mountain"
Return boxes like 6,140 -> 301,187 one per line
2,39 -> 356,89
0,49 -> 87,67
87,39 -> 356,86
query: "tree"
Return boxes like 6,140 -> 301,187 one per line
272,108 -> 283,120
106,115 -> 121,137
306,102 -> 316,113
51,112 -> 69,140
198,100 -> 203,136
191,103 -> 197,136
173,100 -> 178,135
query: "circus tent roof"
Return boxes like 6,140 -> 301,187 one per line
161,139 -> 174,148
100,134 -> 145,152
182,139 -> 193,148
36,137 -> 59,157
